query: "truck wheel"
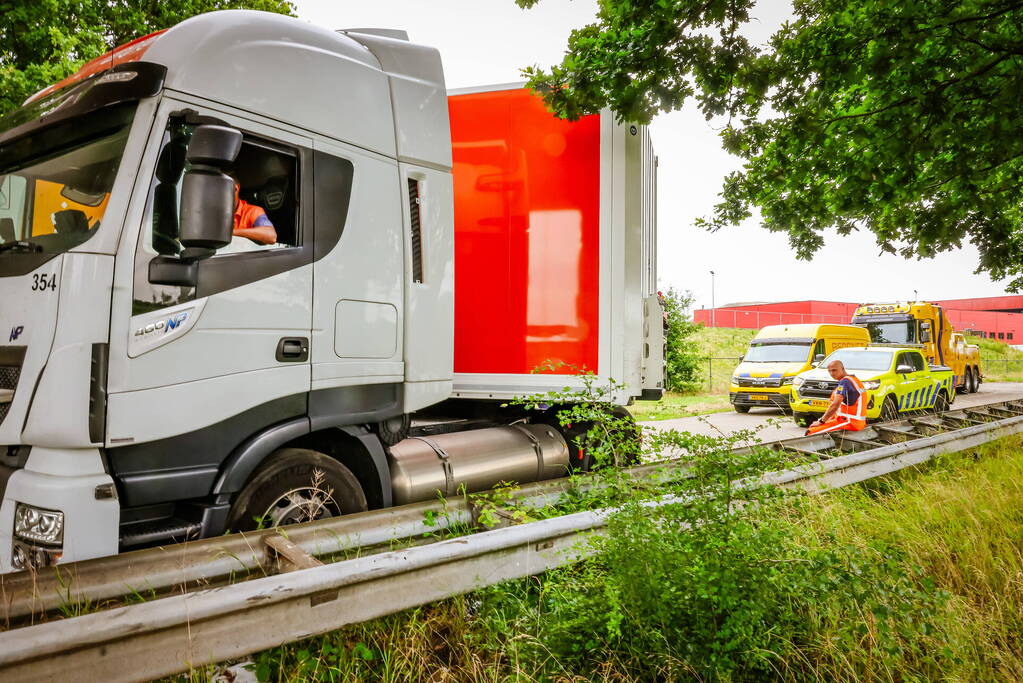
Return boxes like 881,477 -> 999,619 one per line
226,448 -> 367,532
793,413 -> 813,428
880,396 -> 899,422
974,366 -> 982,390
733,404 -> 750,414
541,405 -> 639,472
933,390 -> 950,415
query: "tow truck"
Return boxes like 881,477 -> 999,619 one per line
851,302 -> 981,393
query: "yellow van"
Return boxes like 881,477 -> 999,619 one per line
729,324 -> 871,413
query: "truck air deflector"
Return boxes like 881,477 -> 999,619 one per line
0,62 -> 165,145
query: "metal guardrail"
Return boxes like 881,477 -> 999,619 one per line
2,400 -> 1023,681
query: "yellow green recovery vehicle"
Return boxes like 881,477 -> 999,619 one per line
790,346 -> 956,428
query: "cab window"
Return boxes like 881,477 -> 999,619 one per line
144,118 -> 300,257
811,338 -> 826,361
133,115 -> 306,315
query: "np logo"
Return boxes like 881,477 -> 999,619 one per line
134,311 -> 189,337
9,326 -> 24,342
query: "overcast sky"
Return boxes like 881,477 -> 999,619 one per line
296,0 -> 1011,309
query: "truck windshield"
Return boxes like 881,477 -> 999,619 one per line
744,343 -> 811,362
862,321 -> 915,344
0,104 -> 134,257
825,349 -> 894,371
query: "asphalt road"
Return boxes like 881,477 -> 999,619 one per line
640,381 -> 1023,444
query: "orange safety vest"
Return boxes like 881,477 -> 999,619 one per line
233,199 -> 270,233
807,375 -> 867,435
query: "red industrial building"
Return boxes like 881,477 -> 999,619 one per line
694,296 -> 1023,343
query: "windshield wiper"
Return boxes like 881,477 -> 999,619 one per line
0,240 -> 43,254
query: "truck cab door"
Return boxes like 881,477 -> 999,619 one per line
105,102 -> 315,507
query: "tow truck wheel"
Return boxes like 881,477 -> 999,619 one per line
880,396 -> 899,422
226,448 -> 367,532
933,390 -> 950,415
733,404 -> 750,414
793,412 -> 813,428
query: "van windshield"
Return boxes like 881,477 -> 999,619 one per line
744,343 -> 811,363
825,349 -> 894,371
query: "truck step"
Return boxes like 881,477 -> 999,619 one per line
120,519 -> 202,548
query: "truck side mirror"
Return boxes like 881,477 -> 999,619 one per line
813,354 -> 825,365
896,364 -> 913,374
178,125 -> 242,250
920,329 -> 932,343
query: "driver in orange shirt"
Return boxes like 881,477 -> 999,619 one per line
232,179 -> 277,245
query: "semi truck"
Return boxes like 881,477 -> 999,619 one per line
850,302 -> 981,393
0,11 -> 661,572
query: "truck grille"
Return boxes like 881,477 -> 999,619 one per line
736,377 -> 782,388
798,379 -> 837,399
0,347 -> 27,426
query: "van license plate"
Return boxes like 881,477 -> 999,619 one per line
810,400 -> 829,408
749,394 -> 770,401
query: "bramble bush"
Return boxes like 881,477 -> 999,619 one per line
661,287 -> 702,392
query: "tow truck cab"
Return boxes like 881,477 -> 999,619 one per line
0,11 -> 661,572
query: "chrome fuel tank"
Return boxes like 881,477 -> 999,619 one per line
388,424 -> 569,505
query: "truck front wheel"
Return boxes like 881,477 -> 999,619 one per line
226,448 -> 367,532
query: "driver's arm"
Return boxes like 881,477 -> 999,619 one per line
812,388 -> 844,425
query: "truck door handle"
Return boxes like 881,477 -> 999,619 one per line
276,337 -> 309,362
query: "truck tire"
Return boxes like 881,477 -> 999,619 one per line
880,396 -> 899,422
541,405 -> 640,472
226,448 -> 367,532
933,390 -> 950,415
733,404 -> 750,414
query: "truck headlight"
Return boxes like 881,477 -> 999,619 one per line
792,376 -> 805,388
862,380 -> 881,390
731,375 -> 741,385
781,377 -> 794,385
14,503 -> 64,545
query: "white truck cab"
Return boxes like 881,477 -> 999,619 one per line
0,11 -> 660,572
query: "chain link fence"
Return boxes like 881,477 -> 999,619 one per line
980,358 -> 1023,382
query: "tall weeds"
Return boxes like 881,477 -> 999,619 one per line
238,434 -> 1023,683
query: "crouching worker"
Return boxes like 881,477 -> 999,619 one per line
806,360 -> 867,435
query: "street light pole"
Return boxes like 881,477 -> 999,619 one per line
913,289 -> 918,301
710,270 -> 716,328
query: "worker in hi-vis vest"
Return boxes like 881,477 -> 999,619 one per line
806,360 -> 867,435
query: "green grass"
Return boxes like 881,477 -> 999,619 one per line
626,390 -> 732,421
629,326 -> 753,421
229,436 -> 1023,682
967,334 -> 1023,382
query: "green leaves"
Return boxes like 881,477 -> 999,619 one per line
0,0 -> 296,115
524,0 -> 1023,289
